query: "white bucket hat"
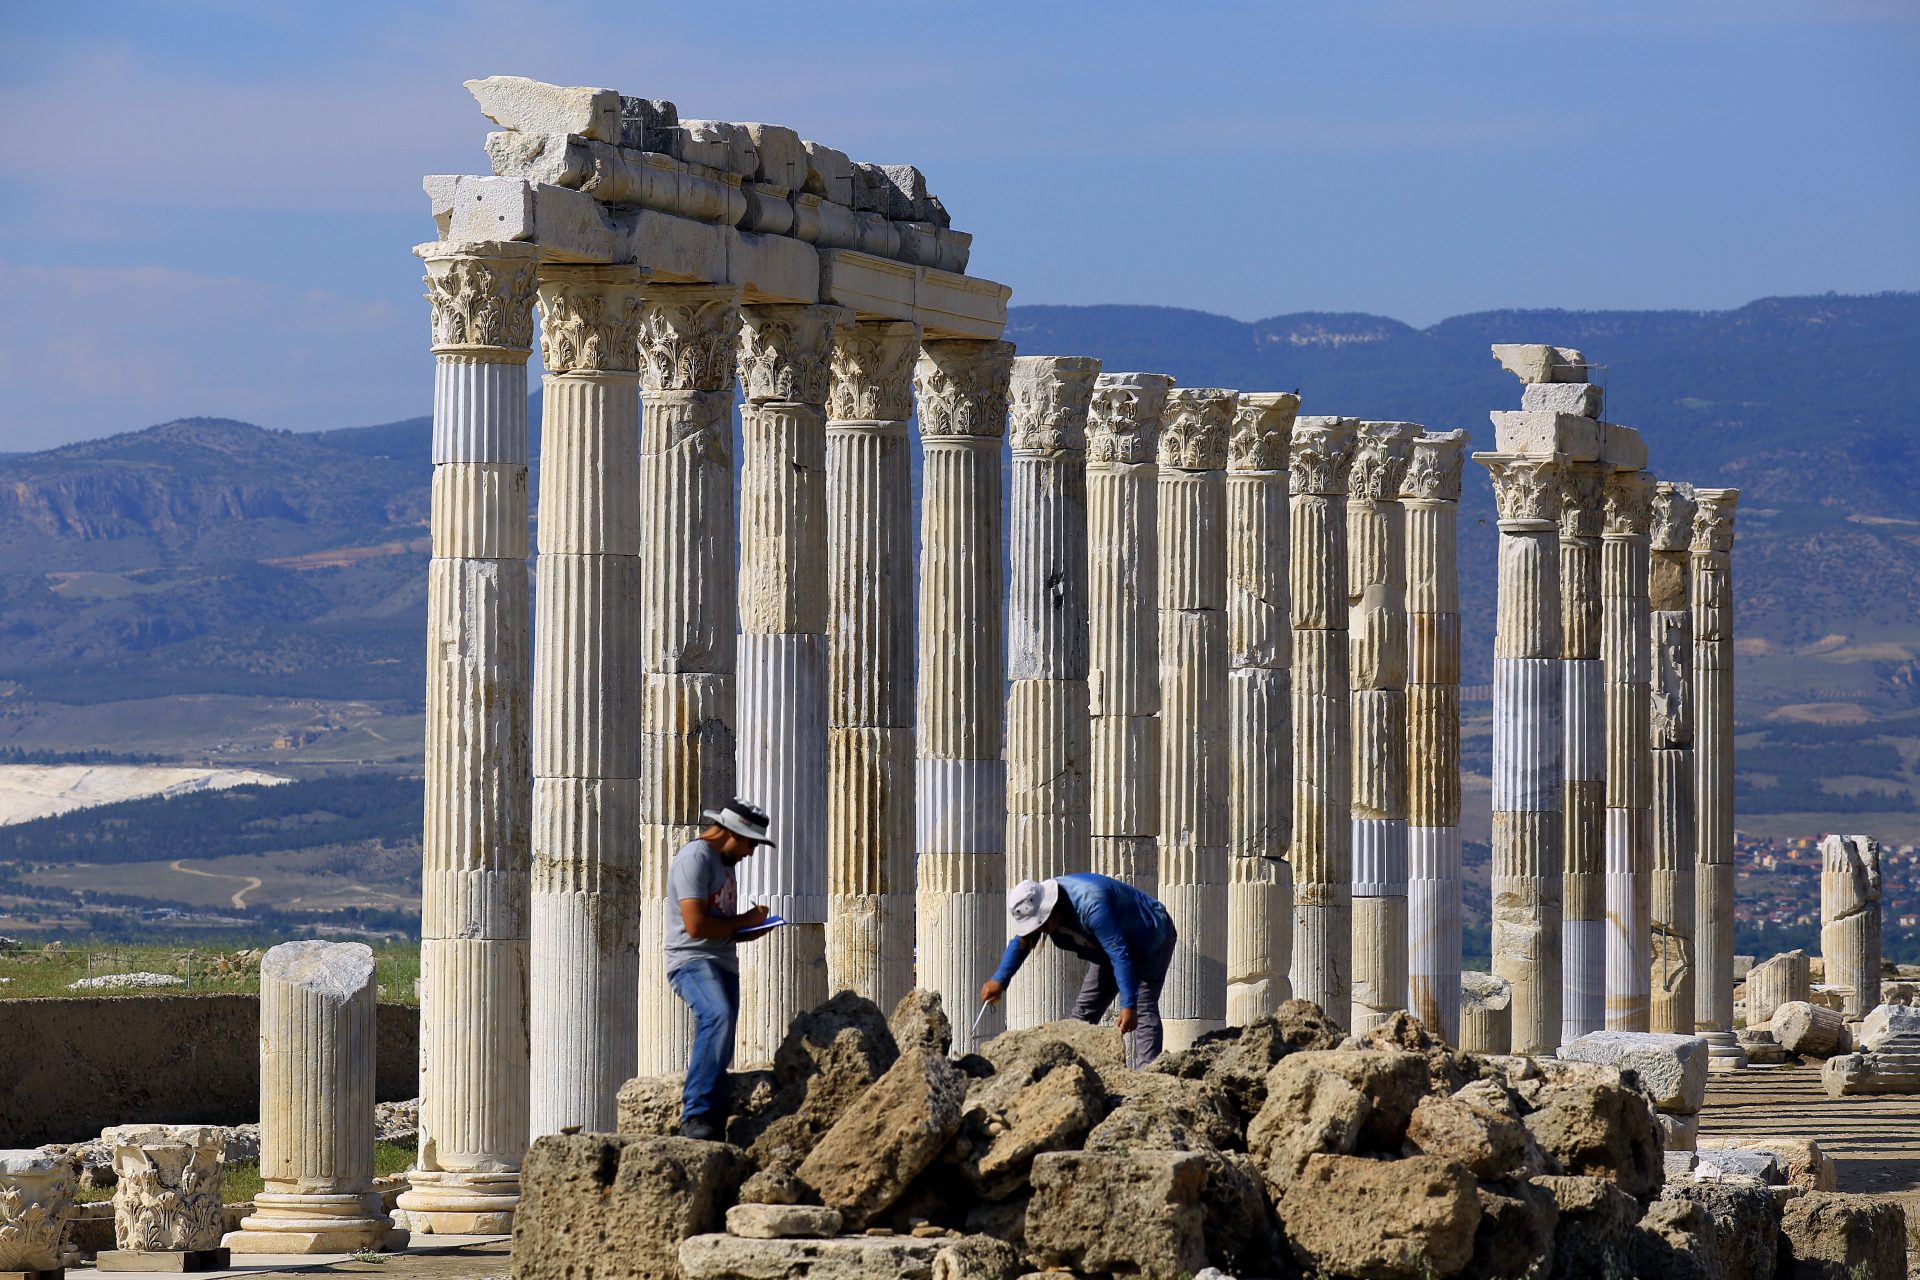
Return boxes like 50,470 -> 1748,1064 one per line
701,798 -> 777,847
1007,878 -> 1060,937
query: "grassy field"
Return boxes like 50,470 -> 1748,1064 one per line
20,844 -> 420,915
0,941 -> 420,1005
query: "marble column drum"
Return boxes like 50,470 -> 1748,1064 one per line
914,339 -> 1015,1053
824,322 -> 921,1008
406,239 -> 539,1232
1158,387 -> 1235,1049
1820,833 -> 1882,1019
1403,431 -> 1468,1042
1226,393 -> 1300,1025
1648,482 -> 1697,1036
1005,355 -> 1100,1028
734,304 -> 847,1061
1087,374 -> 1174,895
526,265 -> 647,1136
1690,487 -> 1745,1069
1347,421 -> 1417,1035
227,942 -> 396,1255
1602,471 -> 1655,1031
1289,418 -> 1359,1025
1559,463 -> 1606,1044
1477,452 -> 1566,1056
636,286 -> 743,1075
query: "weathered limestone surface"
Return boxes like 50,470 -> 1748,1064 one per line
1459,971 -> 1513,1055
824,322 -> 920,1010
1560,1030 -> 1708,1115
1404,431 -> 1467,1043
104,1125 -> 225,1253
1820,833 -> 1882,1019
1005,355 -> 1100,1028
914,340 -> 1014,1053
1288,418 -> 1358,1025
1691,488 -> 1745,1068
1558,460 -> 1606,1044
408,239 -> 539,1232
227,941 -> 396,1255
1227,393 -> 1300,1024
1602,469 -> 1654,1032
1648,483 -> 1697,1036
1771,1000 -> 1850,1058
1347,421 -> 1416,1036
1158,386 -> 1235,1050
734,303 -> 847,1062
1478,447 -> 1566,1056
0,1148 -> 75,1272
1087,373 -> 1173,895
637,286 -> 743,1077
1744,949 -> 1810,1032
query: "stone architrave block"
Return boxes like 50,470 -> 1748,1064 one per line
1600,423 -> 1647,471
739,124 -> 806,191
1492,344 -> 1589,384
801,142 -> 853,206
1489,411 -> 1601,460
1560,1030 -> 1710,1115
467,76 -> 621,142
1521,382 -> 1604,417
1860,1002 -> 1920,1050
676,120 -> 757,178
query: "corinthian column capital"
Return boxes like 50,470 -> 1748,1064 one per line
1087,372 -> 1174,465
1649,482 -> 1697,552
418,241 -> 543,357
1690,488 -> 1739,553
1008,355 -> 1100,455
1602,470 -> 1656,539
1557,461 -> 1606,540
637,285 -> 742,393
1400,430 -> 1468,502
536,265 -> 649,375
1227,392 -> 1299,474
827,321 -> 919,422
914,339 -> 1015,439
1158,388 -> 1235,471
1289,416 -> 1360,496
1478,452 -> 1566,527
738,305 -> 851,405
1351,422 -> 1418,499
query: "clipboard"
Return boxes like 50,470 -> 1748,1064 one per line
735,913 -> 787,941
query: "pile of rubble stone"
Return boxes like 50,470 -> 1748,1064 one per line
510,992 -> 1907,1280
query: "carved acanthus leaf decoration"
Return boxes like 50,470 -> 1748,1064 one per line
913,340 -> 1014,439
1288,418 -> 1360,496
1008,355 -> 1099,455
1690,489 -> 1739,553
638,292 -> 742,393
424,252 -> 540,352
1602,470 -> 1656,538
738,306 -> 844,405
537,275 -> 644,375
1480,454 -> 1565,525
1557,463 -> 1606,539
0,1172 -> 74,1270
1158,389 -> 1234,470
1649,482 -> 1697,552
1227,393 -> 1299,473
1349,423 -> 1418,501
1086,373 -> 1173,465
1400,432 -> 1468,501
827,323 -> 918,422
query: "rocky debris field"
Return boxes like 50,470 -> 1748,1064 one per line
510,992 -> 1910,1280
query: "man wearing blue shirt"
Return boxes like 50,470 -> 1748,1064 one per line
978,873 -> 1179,1067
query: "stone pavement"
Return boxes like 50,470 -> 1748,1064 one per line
68,1237 -> 509,1280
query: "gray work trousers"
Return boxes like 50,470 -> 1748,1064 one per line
1069,933 -> 1177,1068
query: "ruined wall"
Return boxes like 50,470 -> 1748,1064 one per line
0,994 -> 417,1146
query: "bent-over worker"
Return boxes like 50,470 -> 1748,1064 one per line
979,873 -> 1178,1067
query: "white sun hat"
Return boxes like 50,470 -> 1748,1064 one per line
700,798 -> 777,847
1007,878 -> 1060,937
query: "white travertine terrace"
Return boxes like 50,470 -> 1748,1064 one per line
1648,481 -> 1698,1036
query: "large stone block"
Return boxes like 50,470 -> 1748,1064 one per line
1695,1137 -> 1834,1191
467,75 -> 621,142
511,1134 -> 747,1280
1560,1030 -> 1710,1115
1279,1152 -> 1480,1280
1519,1072 -> 1663,1200
1771,1001 -> 1850,1057
1025,1150 -> 1208,1279
1406,1086 -> 1538,1180
1778,1192 -> 1906,1279
1858,1001 -> 1920,1050
795,1048 -> 964,1229
1627,1198 -> 1721,1280
1491,344 -> 1589,385
1247,1049 -> 1431,1192
955,1044 -> 1103,1199
679,1232 -> 942,1279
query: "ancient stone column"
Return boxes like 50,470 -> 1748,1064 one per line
1005,355 -> 1100,1028
1459,971 -> 1514,1055
1648,482 -> 1697,1036
526,265 -> 646,1135
0,1150 -> 74,1275
1559,463 -> 1606,1043
102,1125 -> 225,1263
734,304 -> 847,1061
914,339 -> 1014,1053
1158,387 -> 1235,1049
1744,949 -> 1810,1030
1603,471 -> 1655,1031
1289,418 -> 1359,1024
1087,374 -> 1173,895
407,240 -> 539,1231
1820,834 -> 1883,1019
1403,431 -> 1468,1043
1227,393 -> 1300,1024
1691,487 -> 1745,1068
1477,452 -> 1566,1056
228,941 -> 395,1254
636,286 -> 743,1074
1348,421 -> 1417,1035
825,322 -> 921,1008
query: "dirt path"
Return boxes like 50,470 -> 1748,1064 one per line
168,858 -> 264,909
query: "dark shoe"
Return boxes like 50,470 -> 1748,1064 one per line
679,1116 -> 720,1141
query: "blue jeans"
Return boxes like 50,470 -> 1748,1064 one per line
668,958 -> 739,1128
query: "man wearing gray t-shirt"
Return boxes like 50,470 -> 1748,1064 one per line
667,797 -> 776,1139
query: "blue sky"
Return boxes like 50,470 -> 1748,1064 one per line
1,0 -> 1915,450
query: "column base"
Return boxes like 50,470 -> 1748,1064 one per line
395,1170 -> 519,1235
225,1192 -> 401,1255
1161,1018 -> 1226,1055
1701,1030 -> 1748,1071
96,1249 -> 231,1273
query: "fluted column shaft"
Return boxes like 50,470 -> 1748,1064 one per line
1690,487 -> 1745,1067
1648,483 -> 1697,1035
824,322 -> 921,1008
1403,432 -> 1467,1042
1289,418 -> 1359,1025
1820,833 -> 1883,1018
636,286 -> 742,1075
1005,356 -> 1100,1027
915,339 -> 1014,1053
1157,388 -> 1235,1049
527,265 -> 647,1134
1478,452 -> 1566,1056
1348,422 -> 1417,1034
1087,374 -> 1173,895
733,305 -> 846,1060
1227,394 -> 1299,1025
1559,465 -> 1605,1043
407,240 -> 538,1231
1602,472 -> 1654,1030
